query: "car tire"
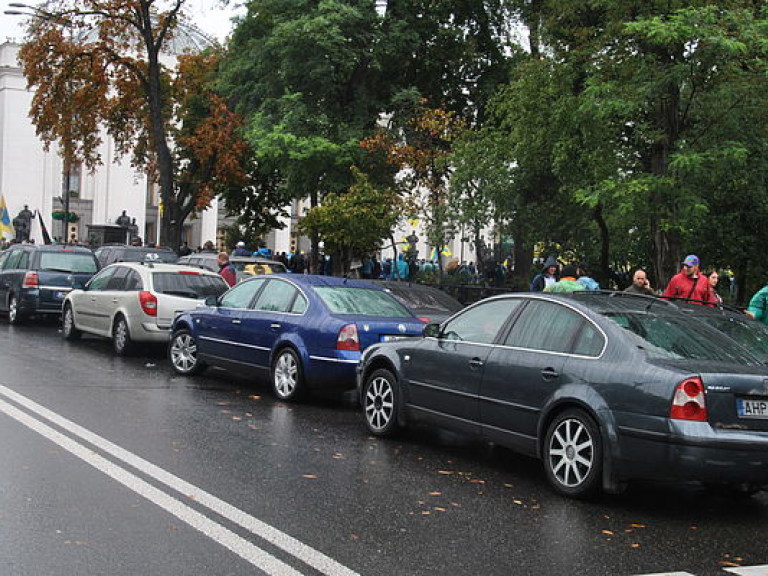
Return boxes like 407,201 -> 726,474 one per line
112,315 -> 134,356
62,304 -> 81,340
169,329 -> 205,376
543,408 -> 603,498
362,368 -> 401,437
271,348 -> 305,402
8,295 -> 24,325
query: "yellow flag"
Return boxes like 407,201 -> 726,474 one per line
0,195 -> 14,240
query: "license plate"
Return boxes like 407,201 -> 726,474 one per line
54,291 -> 65,299
736,397 -> 768,419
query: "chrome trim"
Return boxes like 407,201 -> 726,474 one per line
199,336 -> 270,351
309,355 -> 359,365
478,395 -> 540,413
410,380 -> 478,399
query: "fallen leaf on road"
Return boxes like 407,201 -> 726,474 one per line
429,492 -> 442,496
602,530 -> 615,536
437,470 -> 454,475
434,507 -> 447,512
720,561 -> 741,567
630,544 -> 640,549
513,499 -> 523,505
248,395 -> 261,400
631,524 -> 647,528
231,416 -> 242,421
301,474 -> 319,479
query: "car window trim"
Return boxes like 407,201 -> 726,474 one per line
249,277 -> 309,316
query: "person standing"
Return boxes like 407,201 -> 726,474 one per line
576,262 -> 600,291
624,268 -> 656,295
543,264 -> 585,293
530,256 -> 559,292
232,241 -> 250,256
662,255 -> 716,304
746,282 -> 768,324
705,269 -> 723,304
217,252 -> 237,287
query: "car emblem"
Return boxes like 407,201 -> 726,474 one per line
363,324 -> 370,332
398,324 -> 406,333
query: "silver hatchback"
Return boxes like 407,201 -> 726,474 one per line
62,261 -> 229,355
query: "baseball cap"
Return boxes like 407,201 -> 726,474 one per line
236,241 -> 245,247
682,255 -> 699,267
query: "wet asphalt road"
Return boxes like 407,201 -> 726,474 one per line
0,321 -> 767,576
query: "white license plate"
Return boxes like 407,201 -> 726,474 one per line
736,398 -> 768,419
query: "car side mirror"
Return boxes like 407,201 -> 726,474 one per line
204,295 -> 219,307
423,323 -> 441,338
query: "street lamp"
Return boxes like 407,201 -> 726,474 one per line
5,3 -> 75,243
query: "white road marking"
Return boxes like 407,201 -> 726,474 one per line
0,384 -> 359,576
724,566 -> 768,575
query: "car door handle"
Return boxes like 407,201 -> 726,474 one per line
469,358 -> 484,369
541,367 -> 559,380
270,323 -> 281,330
231,319 -> 241,325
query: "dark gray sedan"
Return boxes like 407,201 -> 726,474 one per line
357,292 -> 768,498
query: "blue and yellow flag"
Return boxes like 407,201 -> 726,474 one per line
0,195 -> 14,240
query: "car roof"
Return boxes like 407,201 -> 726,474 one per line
103,262 -> 221,276
258,273 -> 385,289
98,245 -> 175,252
7,244 -> 94,253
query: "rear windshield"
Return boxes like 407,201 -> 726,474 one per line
39,252 -> 98,273
233,261 -> 287,275
603,311 -> 760,365
700,316 -> 768,364
123,250 -> 178,263
152,272 -> 228,299
315,286 -> 413,317
385,286 -> 462,313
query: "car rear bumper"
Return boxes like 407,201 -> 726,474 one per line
134,321 -> 172,343
306,352 -> 359,391
616,421 -> 768,485
19,289 -> 66,315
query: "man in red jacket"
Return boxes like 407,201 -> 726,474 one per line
217,252 -> 237,287
662,254 -> 716,304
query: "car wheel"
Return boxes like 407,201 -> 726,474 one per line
169,329 -> 205,375
112,315 -> 134,356
62,304 -> 81,340
543,408 -> 603,498
8,295 -> 24,325
363,368 -> 401,437
271,348 -> 304,401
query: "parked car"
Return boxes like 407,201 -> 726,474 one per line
177,252 -> 287,281
168,274 -> 427,401
0,244 -> 100,324
373,280 -> 464,324
357,291 -> 768,498
94,244 -> 179,267
62,262 -> 229,355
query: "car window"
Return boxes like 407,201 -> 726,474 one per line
314,286 -> 412,317
385,285 -> 462,314
39,252 -> 99,273
125,270 -> 143,291
603,311 -> 760,364
291,293 -> 308,314
219,278 -> 266,308
252,280 -> 299,313
17,251 -> 30,270
88,267 -> 117,291
504,301 -> 585,353
442,299 -> 520,344
152,272 -> 228,299
571,322 -> 605,357
3,250 -> 22,270
106,266 -> 130,290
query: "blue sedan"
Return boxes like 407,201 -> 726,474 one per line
168,274 -> 427,400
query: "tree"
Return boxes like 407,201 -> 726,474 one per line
17,0 -> 251,248
298,168 -> 405,274
361,102 -> 467,277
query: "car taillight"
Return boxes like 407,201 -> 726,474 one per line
418,316 -> 431,323
22,271 -> 39,288
670,377 -> 708,421
138,291 -> 158,316
336,323 -> 360,351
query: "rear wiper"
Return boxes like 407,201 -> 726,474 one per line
42,267 -> 74,273
162,290 -> 199,298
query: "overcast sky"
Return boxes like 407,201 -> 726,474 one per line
0,0 -> 242,44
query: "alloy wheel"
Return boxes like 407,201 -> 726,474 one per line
273,350 -> 299,400
170,332 -> 198,374
365,374 -> 395,433
548,417 -> 595,488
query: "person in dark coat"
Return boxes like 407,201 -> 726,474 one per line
530,256 -> 559,292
